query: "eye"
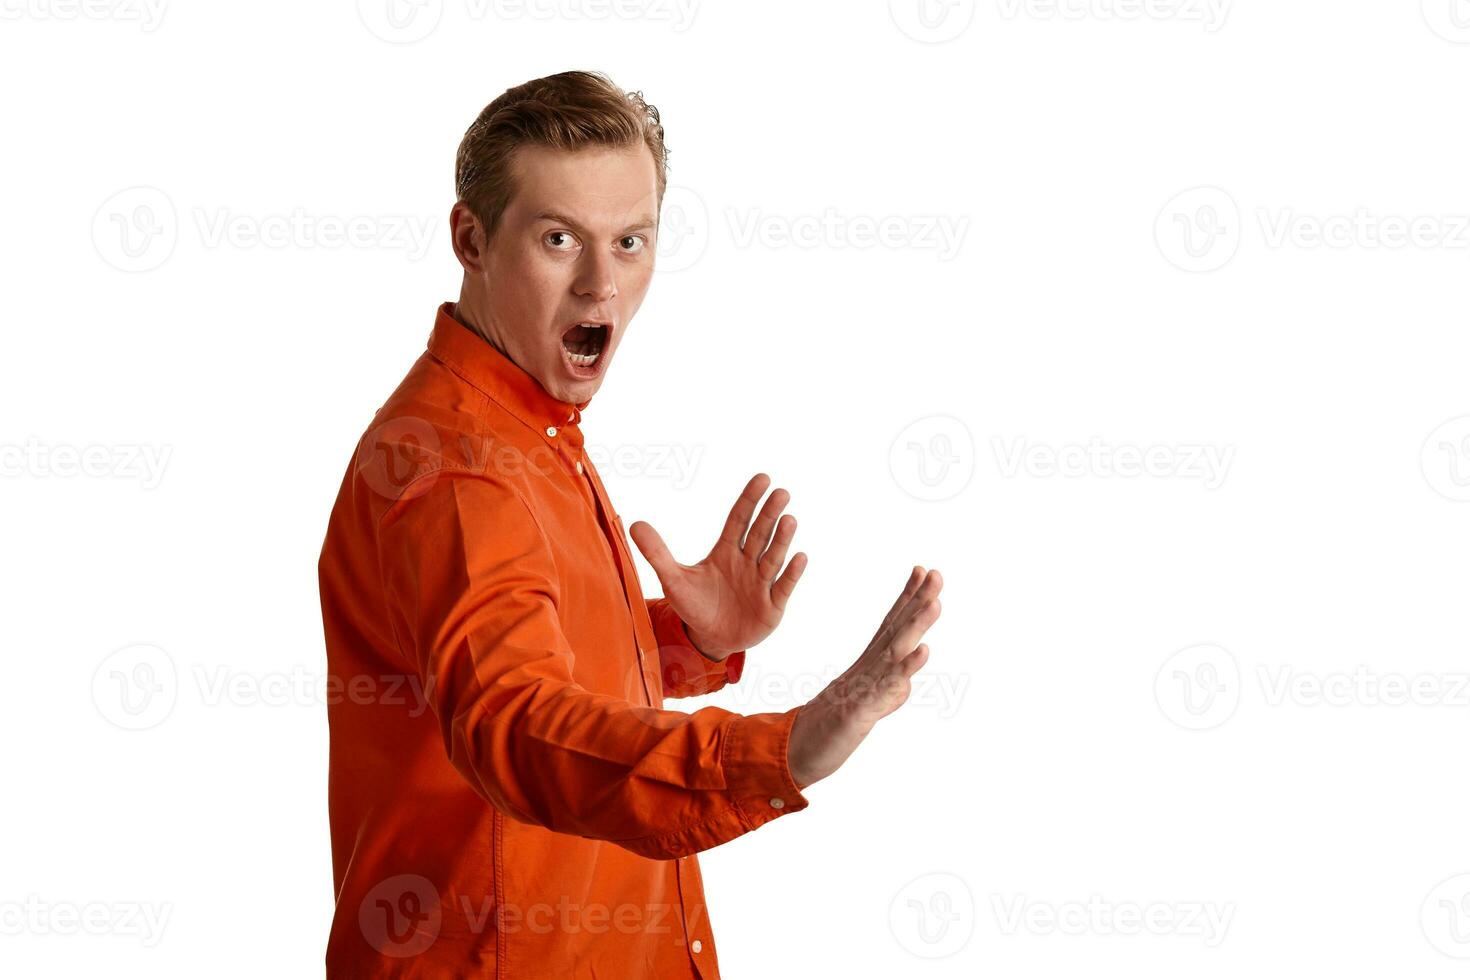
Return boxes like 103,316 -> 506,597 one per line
545,230 -> 578,250
617,234 -> 646,254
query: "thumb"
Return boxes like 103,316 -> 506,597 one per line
628,520 -> 680,584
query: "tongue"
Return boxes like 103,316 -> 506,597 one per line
563,324 -> 602,356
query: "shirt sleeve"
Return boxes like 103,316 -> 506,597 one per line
375,467 -> 808,860
645,597 -> 746,699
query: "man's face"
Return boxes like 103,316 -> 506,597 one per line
455,142 -> 660,404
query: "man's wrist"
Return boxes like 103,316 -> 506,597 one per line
682,619 -> 736,662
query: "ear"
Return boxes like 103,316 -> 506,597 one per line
449,201 -> 487,275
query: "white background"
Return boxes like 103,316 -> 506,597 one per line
4,0 -> 1470,976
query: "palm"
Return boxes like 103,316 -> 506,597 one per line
662,538 -> 781,651
630,473 -> 808,660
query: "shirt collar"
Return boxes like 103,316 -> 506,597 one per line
426,302 -> 589,443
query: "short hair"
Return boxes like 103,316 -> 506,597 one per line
454,70 -> 669,242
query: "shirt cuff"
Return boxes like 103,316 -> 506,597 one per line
613,706 -> 810,859
648,597 -> 747,697
723,706 -> 810,831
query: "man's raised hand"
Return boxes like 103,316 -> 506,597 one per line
787,566 -> 945,790
629,473 -> 809,660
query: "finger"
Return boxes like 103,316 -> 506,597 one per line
743,486 -> 791,558
887,597 -> 941,659
874,566 -> 928,643
889,569 -> 944,634
718,473 -> 771,549
857,569 -> 926,667
756,513 -> 796,579
897,643 -> 930,679
628,520 -> 680,584
770,551 -> 808,611
881,567 -> 925,627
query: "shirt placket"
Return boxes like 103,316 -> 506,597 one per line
540,416 -> 658,709
541,418 -> 716,979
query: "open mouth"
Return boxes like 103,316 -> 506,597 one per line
561,322 -> 609,370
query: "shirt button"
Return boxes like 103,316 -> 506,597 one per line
575,460 -> 583,474
691,940 -> 703,954
770,797 -> 785,809
546,426 -> 558,438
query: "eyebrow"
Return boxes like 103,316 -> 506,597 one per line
532,210 -> 657,235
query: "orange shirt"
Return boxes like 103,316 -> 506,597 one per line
317,302 -> 809,978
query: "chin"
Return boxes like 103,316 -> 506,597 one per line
541,342 -> 612,405
544,372 -> 603,405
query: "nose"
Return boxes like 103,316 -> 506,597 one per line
572,247 -> 618,304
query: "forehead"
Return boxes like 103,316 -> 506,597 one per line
504,142 -> 659,228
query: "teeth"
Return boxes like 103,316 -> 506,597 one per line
563,323 -> 606,368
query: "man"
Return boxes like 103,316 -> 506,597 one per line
317,70 -> 944,978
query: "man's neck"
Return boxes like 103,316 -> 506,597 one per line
449,300 -> 508,360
